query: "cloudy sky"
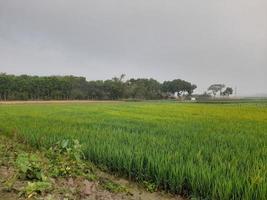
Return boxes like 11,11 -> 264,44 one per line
0,0 -> 266,95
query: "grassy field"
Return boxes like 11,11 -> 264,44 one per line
0,101 -> 266,199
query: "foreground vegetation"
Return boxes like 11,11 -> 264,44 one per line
0,101 -> 266,199
0,134 -> 182,200
0,134 -> 96,199
0,134 -> 118,199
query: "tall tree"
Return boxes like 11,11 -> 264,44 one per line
162,79 -> 197,97
208,84 -> 225,97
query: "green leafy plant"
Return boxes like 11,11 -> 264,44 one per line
15,153 -> 45,181
22,181 -> 52,198
46,139 -> 93,178
143,180 -> 157,192
100,178 -> 128,193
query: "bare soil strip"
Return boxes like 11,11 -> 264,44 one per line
0,100 -> 122,104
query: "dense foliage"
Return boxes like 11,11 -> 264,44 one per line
0,73 -> 196,100
0,102 -> 266,199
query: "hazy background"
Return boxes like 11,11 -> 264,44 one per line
0,0 -> 266,96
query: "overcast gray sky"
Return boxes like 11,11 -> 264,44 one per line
0,0 -> 266,96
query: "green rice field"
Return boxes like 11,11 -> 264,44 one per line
0,101 -> 266,199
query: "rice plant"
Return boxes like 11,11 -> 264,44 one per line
0,101 -> 266,199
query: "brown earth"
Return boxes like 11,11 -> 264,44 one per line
0,100 -> 122,105
0,165 -> 183,200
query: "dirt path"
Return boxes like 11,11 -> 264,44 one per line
0,166 -> 183,200
98,171 -> 183,200
0,100 -> 122,104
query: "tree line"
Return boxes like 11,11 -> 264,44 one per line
0,73 -> 197,100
